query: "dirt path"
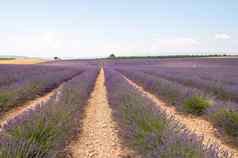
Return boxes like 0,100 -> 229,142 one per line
69,69 -> 126,158
122,75 -> 238,158
0,84 -> 63,132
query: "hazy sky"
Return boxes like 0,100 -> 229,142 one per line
0,0 -> 238,58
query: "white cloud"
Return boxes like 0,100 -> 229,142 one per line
0,31 -> 236,58
0,31 -> 92,57
0,31 -> 145,57
215,33 -> 231,40
0,33 -> 201,57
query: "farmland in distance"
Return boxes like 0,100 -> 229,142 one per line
0,57 -> 237,158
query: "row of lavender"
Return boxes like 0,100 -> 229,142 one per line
0,67 -> 99,157
116,67 -> 238,147
105,58 -> 238,67
0,64 -> 79,88
105,68 -> 232,158
106,58 -> 238,102
141,66 -> 238,102
0,64 -> 85,114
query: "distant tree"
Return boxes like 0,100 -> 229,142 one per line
109,54 -> 116,58
54,57 -> 60,60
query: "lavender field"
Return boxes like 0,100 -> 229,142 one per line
0,58 -> 237,158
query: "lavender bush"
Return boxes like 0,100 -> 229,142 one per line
0,67 -> 99,158
0,64 -> 86,114
116,69 -> 206,111
0,64 -> 80,88
142,67 -> 238,102
212,109 -> 238,144
105,68 -> 231,158
183,96 -> 212,115
116,68 -> 238,146
105,58 -> 238,102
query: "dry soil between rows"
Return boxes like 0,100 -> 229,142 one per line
0,84 -> 63,132
69,69 -> 129,158
122,75 -> 238,158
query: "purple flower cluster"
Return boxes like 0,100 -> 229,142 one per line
141,67 -> 238,102
105,58 -> 238,102
0,64 -> 90,114
104,57 -> 238,147
0,66 -> 99,157
115,68 -> 238,143
104,68 -> 232,158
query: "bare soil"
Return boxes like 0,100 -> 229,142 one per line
68,69 -> 129,158
0,58 -> 46,64
123,75 -> 238,158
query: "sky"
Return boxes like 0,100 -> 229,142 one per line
0,0 -> 238,58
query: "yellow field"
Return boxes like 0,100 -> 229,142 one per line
0,58 -> 47,64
